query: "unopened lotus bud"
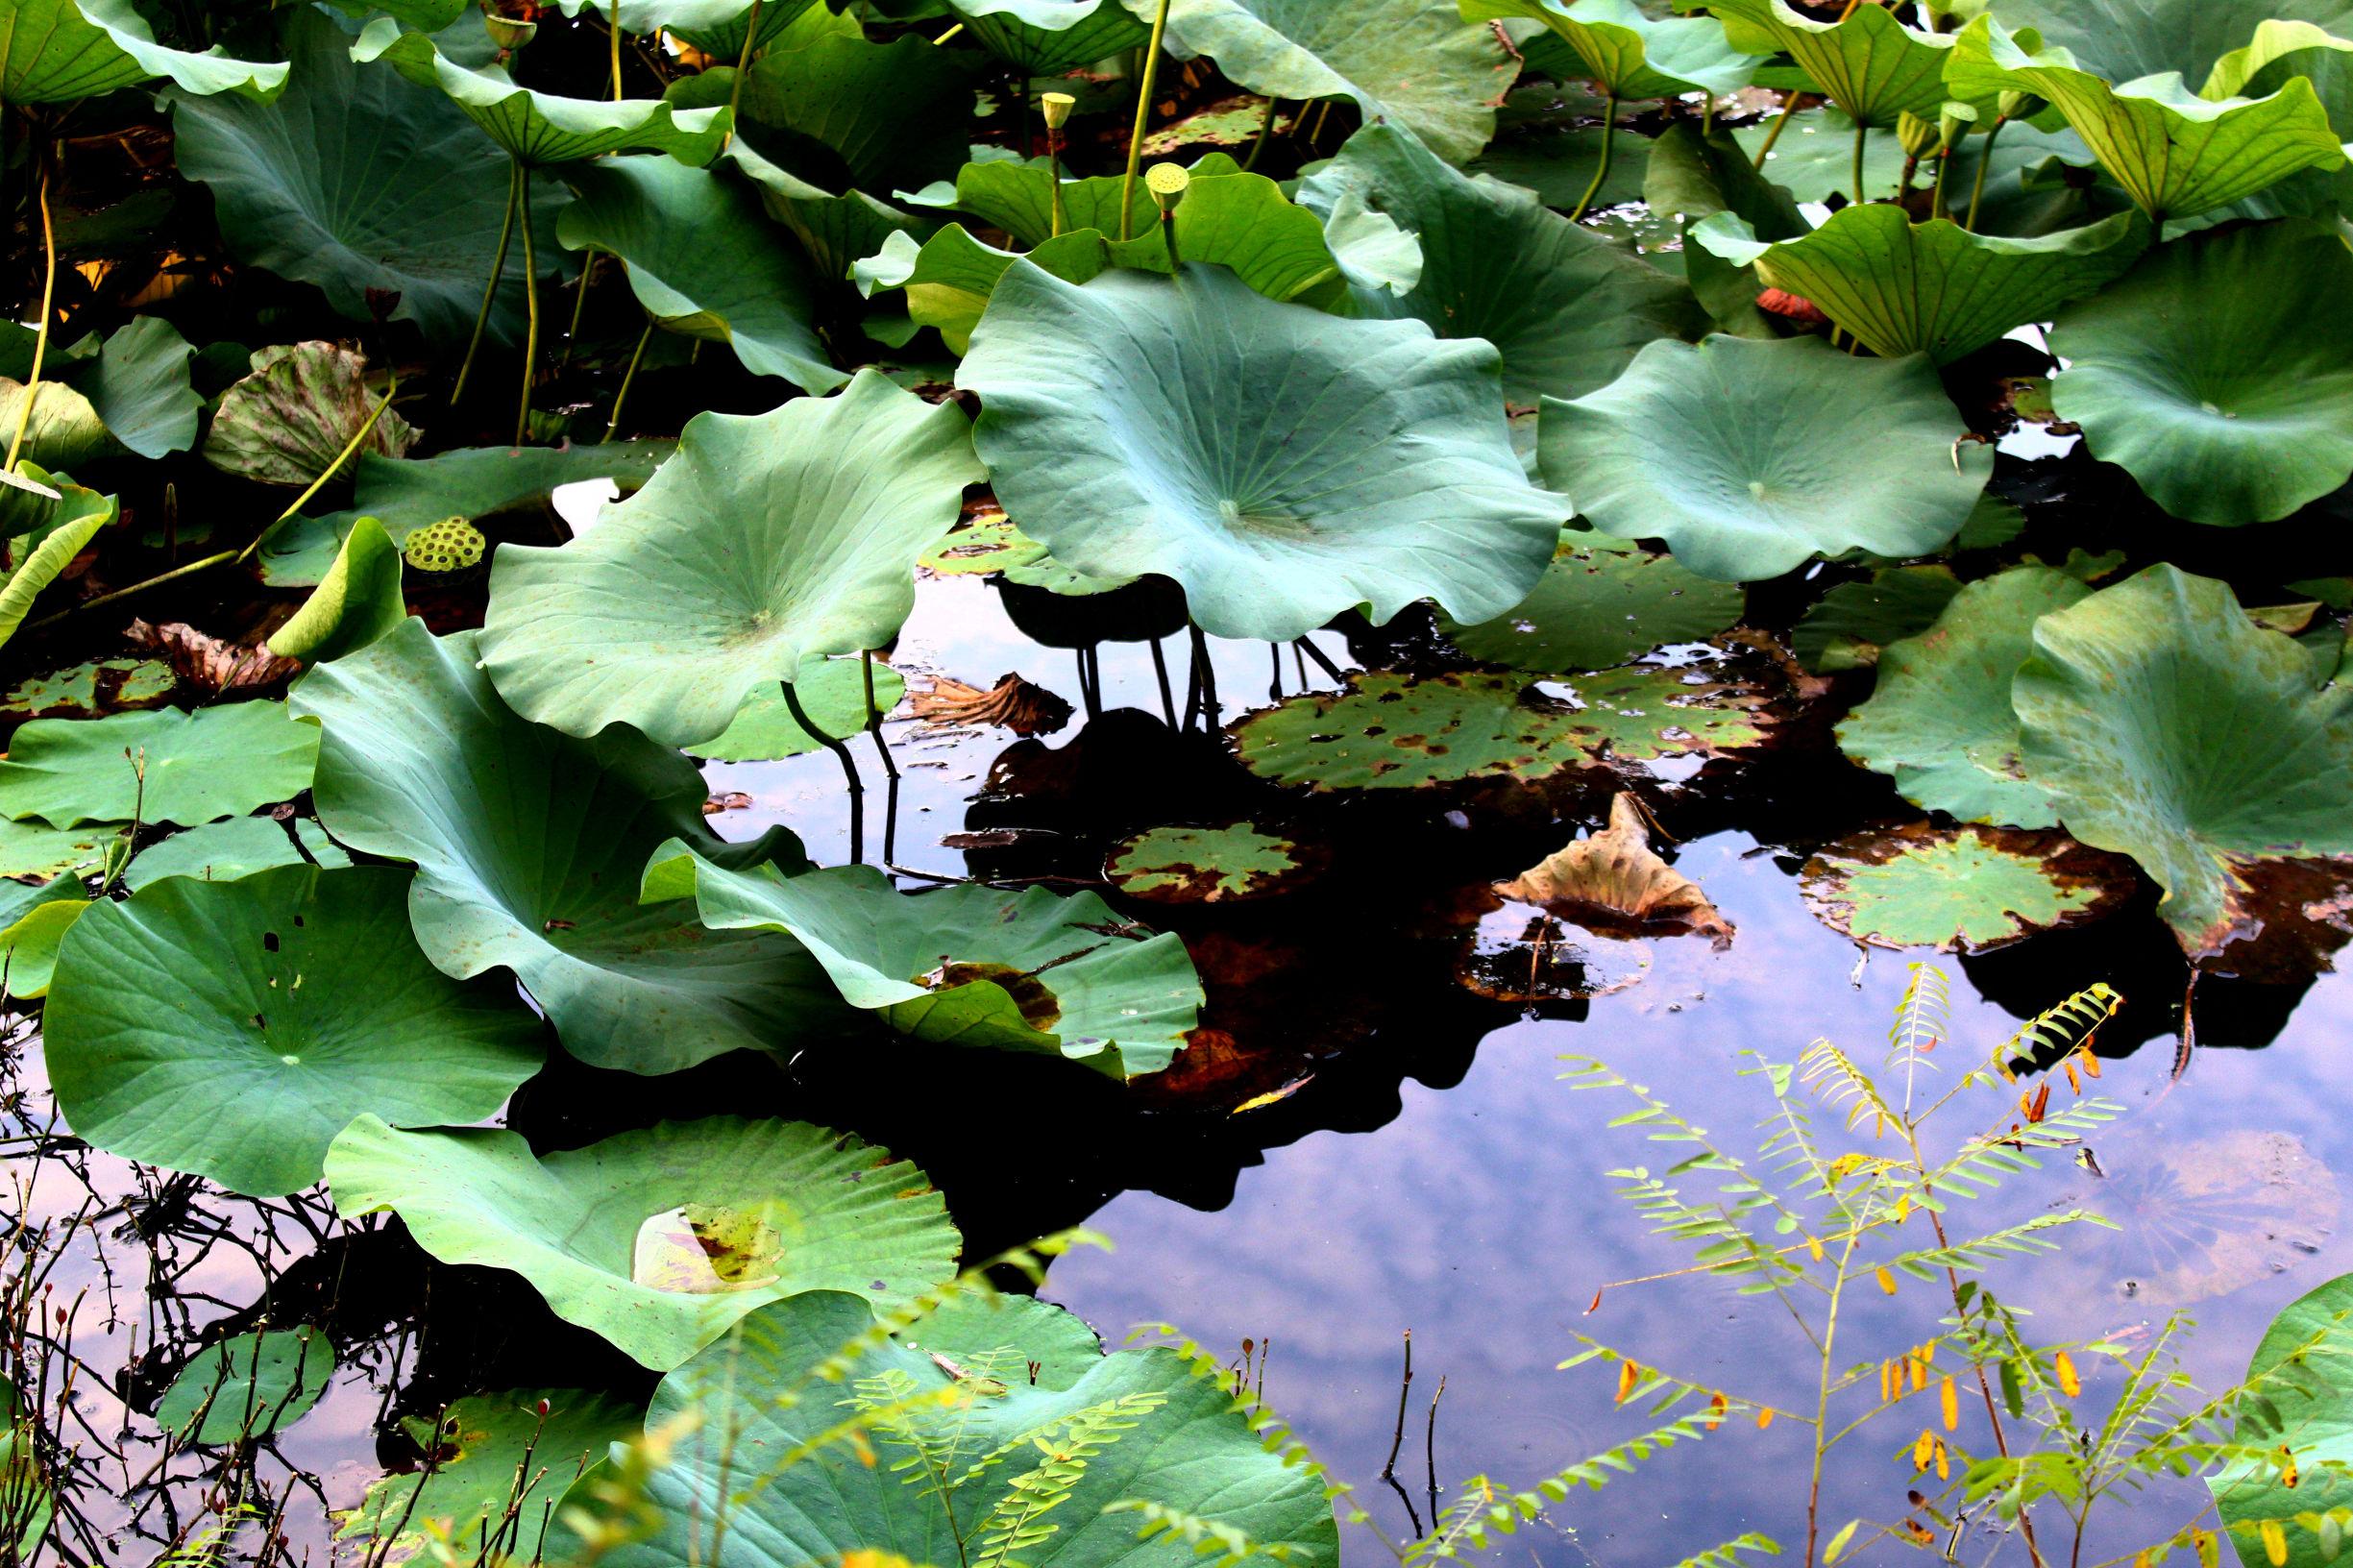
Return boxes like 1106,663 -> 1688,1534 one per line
1997,89 -> 2046,122
1937,100 -> 1977,154
1040,92 -> 1076,132
1145,160 -> 1189,214
483,12 -> 536,49
1896,110 -> 1939,160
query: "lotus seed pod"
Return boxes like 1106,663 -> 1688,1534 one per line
483,12 -> 536,49
1937,101 -> 1977,153
1040,91 -> 1076,131
1145,160 -> 1190,214
1896,110 -> 1938,160
403,516 -> 487,575
1998,89 -> 2046,121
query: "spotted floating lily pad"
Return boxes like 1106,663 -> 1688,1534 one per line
0,659 -> 175,722
1230,668 -> 1769,792
324,1115 -> 960,1370
1800,822 -> 2135,953
2079,1128 -> 2339,1309
156,1327 -> 334,1446
1437,530 -> 1746,674
1105,822 -> 1323,905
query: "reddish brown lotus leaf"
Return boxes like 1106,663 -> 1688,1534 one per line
910,672 -> 1073,737
1494,793 -> 1732,943
126,619 -> 301,695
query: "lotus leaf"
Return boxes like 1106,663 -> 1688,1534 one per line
0,703 -> 318,830
323,1115 -> 961,1371
2046,223 -> 2353,527
601,1289 -> 1340,1568
0,890 -> 86,998
2210,1270 -> 2353,1568
1690,207 -> 2145,364
647,851 -> 1203,1077
857,225 -> 1105,355
1438,529 -> 1746,674
557,159 -> 841,391
203,343 -> 418,488
0,821 -> 112,881
920,509 -> 1044,576
1463,0 -> 1761,99
1792,566 -> 1963,673
1105,822 -> 1317,904
723,137 -> 934,281
156,1327 -> 333,1445
959,262 -> 1564,643
267,520 -> 405,665
0,0 -> 285,104
43,317 -> 200,460
946,150 -> 1240,247
1471,125 -> 1653,214
900,1289 -> 1108,1390
338,1388 -> 642,1562
1231,668 -> 1768,791
1299,124 -> 1707,403
290,621 -> 854,1074
170,8 -> 561,345
1640,122 -> 1807,336
1949,16 -> 2346,219
0,382 -> 109,474
1987,0 -> 2353,90
2013,565 -> 2353,954
1835,567 -> 2093,827
1690,0 -> 1952,125
949,0 -> 1152,72
0,480 -> 111,652
686,657 -> 906,763
352,20 -> 730,166
121,817 -> 349,893
45,865 -> 543,1195
0,658 -> 173,723
478,371 -> 977,747
1538,334 -> 1992,582
552,0 -> 823,57
738,31 -> 974,194
1800,823 -> 2132,952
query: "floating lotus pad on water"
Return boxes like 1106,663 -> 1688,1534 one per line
685,657 -> 906,763
479,371 -> 979,748
602,1288 -> 1341,1568
121,816 -> 349,892
1231,668 -> 1770,792
0,0 -> 286,104
1464,0 -> 1761,99
0,821 -> 113,882
156,1327 -> 334,1446
1791,566 -> 1961,674
2078,1128 -> 2338,1310
292,621 -> 856,1075
1539,334 -> 1991,583
203,343 -> 418,489
2047,223 -> 2353,527
1800,822 -> 2135,953
648,850 -> 1203,1077
0,703 -> 319,829
960,262 -> 1564,644
0,658 -> 174,722
1835,566 -> 2094,828
2014,565 -> 2353,955
323,1115 -> 962,1371
2211,1265 -> 2353,1568
1105,822 -> 1322,905
948,0 -> 1152,73
1438,530 -> 1746,674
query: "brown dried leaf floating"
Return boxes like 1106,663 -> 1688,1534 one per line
1494,793 -> 1733,944
909,672 -> 1073,737
125,619 -> 302,695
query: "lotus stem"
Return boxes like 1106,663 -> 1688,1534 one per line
1186,622 -> 1219,728
1568,93 -> 1617,224
862,649 -> 898,782
453,159 -> 522,408
935,21 -> 962,42
1118,0 -> 1175,241
1752,93 -> 1799,169
1963,115 -> 2007,233
1147,635 -> 1176,724
726,0 -> 766,131
1242,96 -> 1279,171
1928,152 -> 1951,218
515,161 -> 541,447
1850,120 -> 1867,208
1148,161 -> 1189,267
1701,97 -> 1714,137
5,152 -> 54,476
782,677 -> 865,863
562,253 -> 597,371
1042,92 -> 1075,237
609,4 -> 624,100
604,316 -> 654,443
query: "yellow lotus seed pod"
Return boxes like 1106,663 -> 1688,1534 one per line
1146,160 -> 1190,213
1040,91 -> 1076,131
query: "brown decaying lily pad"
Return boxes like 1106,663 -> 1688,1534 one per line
1493,793 -> 1731,944
910,672 -> 1073,737
1103,821 -> 1330,907
2074,1128 -> 2339,1308
126,619 -> 302,695
1456,901 -> 1653,1006
1800,821 -> 2138,955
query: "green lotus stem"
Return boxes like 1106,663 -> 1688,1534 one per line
4,154 -> 54,476
609,5 -> 624,99
726,0 -> 766,130
1045,136 -> 1066,237
1963,115 -> 2007,233
1702,98 -> 1714,137
1751,94 -> 1799,169
1160,208 -> 1181,267
862,649 -> 898,781
1242,96 -> 1279,172
604,316 -> 654,443
1568,94 -> 1617,224
562,253 -> 597,371
515,161 -> 541,447
1928,152 -> 1951,218
453,159 -> 522,408
1118,0 -> 1175,241
1850,121 -> 1867,208
782,677 -> 865,801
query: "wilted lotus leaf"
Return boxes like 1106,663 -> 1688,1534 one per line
1791,566 -> 1960,674
1465,0 -> 1761,98
959,263 -> 1565,643
402,517 -> 485,574
45,865 -> 543,1196
1539,334 -> 1991,583
2047,223 -> 2353,527
202,343 -> 417,488
687,658 -> 907,763
646,849 -> 1203,1077
2014,565 -> 2353,955
1688,0 -> 1953,125
0,702 -> 318,829
2211,1268 -> 2353,1568
1800,822 -> 2134,953
1835,566 -> 2094,828
948,0 -> 1152,72
0,658 -> 174,722
323,1115 -> 960,1370
126,620 -> 302,696
0,0 -> 285,105
155,1327 -> 333,1446
1438,530 -> 1746,674
2077,1128 -> 2338,1307
908,672 -> 1072,737
1231,667 -> 1769,792
1497,794 -> 1732,943
1105,822 -> 1322,905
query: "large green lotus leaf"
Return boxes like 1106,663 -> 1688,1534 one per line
1800,822 -> 2133,953
723,137 -> 935,281
950,0 -> 1152,72
1463,0 -> 1760,98
266,519 -> 406,665
856,225 -> 1108,354
646,851 -> 1202,1077
1690,206 -> 2145,364
0,0 -> 285,104
1689,0 -> 1952,124
738,32 -> 975,194
2014,565 -> 2353,955
1949,16 -> 2346,218
1539,334 -> 1990,582
686,657 -> 905,763
324,1115 -> 962,1371
959,262 -> 1564,643
2047,223 -> 2353,526
944,151 -> 1238,248
478,372 -> 977,747
338,1387 -> 643,1563
552,0 -> 823,57
290,621 -> 852,1073
1791,564 -> 1961,673
0,703 -> 318,830
1641,121 -> 1807,336
1120,0 -> 1512,163
352,19 -> 729,166
1231,667 -> 1768,791
1989,0 -> 2353,87
1834,567 -> 2094,827
2210,1271 -> 2353,1568
204,342 -> 420,489
2204,18 -> 2353,100
557,159 -> 841,392
0,820 -> 111,881
1298,123 -> 1707,403
57,316 -> 199,459
1437,529 -> 1745,673
0,381 -> 110,473
45,864 -> 543,1196
121,816 -> 350,893
156,1327 -> 334,1446
170,7 -> 557,345
603,1289 -> 1340,1568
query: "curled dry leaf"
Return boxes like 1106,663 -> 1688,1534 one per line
909,672 -> 1072,737
1494,793 -> 1732,944
126,619 -> 302,695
